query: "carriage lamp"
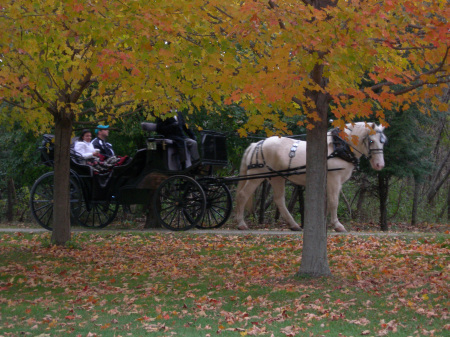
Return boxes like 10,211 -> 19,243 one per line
147,139 -> 157,150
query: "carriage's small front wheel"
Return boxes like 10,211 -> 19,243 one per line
154,175 -> 206,231
196,178 -> 232,229
29,172 -> 83,231
74,197 -> 119,229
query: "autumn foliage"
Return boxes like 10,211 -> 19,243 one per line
0,233 -> 448,336
1,0 -> 448,132
0,0 -> 448,277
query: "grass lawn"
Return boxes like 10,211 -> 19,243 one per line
0,232 -> 448,336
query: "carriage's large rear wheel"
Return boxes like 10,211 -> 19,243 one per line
29,172 -> 82,231
196,178 -> 232,229
154,175 -> 206,231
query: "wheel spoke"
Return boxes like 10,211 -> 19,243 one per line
196,181 -> 232,229
154,175 -> 205,231
75,199 -> 118,229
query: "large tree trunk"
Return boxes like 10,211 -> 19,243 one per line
297,73 -> 331,277
378,174 -> 390,231
51,114 -> 73,245
446,183 -> 450,222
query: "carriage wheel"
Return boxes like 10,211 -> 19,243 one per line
74,197 -> 119,229
154,175 -> 206,231
196,178 -> 232,229
29,172 -> 82,231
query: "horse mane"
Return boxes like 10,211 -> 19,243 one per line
347,122 -> 369,139
344,122 -> 384,140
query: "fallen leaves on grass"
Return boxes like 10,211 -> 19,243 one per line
0,232 -> 448,336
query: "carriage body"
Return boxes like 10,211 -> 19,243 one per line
30,130 -> 232,231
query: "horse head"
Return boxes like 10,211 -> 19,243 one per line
347,122 -> 386,171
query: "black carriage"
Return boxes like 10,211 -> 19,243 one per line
30,125 -> 232,231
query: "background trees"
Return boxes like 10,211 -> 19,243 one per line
1,1 -> 449,277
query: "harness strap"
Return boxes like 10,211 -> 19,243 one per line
248,140 -> 266,170
288,140 -> 301,172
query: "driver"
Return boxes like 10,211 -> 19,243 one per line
156,110 -> 200,164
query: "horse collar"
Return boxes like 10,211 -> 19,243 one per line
328,129 -> 360,169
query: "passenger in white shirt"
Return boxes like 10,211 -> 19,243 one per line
74,129 -> 101,159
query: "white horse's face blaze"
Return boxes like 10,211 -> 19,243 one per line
367,127 -> 386,171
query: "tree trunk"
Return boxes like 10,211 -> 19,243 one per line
297,76 -> 331,277
447,183 -> 450,222
355,186 -> 367,221
51,114 -> 73,245
427,168 -> 450,204
378,174 -> 390,231
411,177 -> 420,226
259,180 -> 269,224
340,190 -> 352,219
299,186 -> 305,228
287,185 -> 300,213
6,177 -> 15,222
287,185 -> 305,228
144,190 -> 161,228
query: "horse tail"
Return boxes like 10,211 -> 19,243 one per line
236,143 -> 254,212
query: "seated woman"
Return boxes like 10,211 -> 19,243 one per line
74,129 -> 101,160
73,129 -> 128,173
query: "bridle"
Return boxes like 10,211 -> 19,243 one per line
364,130 -> 387,160
331,127 -> 387,164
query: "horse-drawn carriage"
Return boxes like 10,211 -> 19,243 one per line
31,121 -> 387,233
30,125 -> 232,231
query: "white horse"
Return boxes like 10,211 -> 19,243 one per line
235,122 -> 386,232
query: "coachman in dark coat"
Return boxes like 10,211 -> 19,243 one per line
156,111 -> 200,164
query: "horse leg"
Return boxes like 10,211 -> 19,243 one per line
327,180 -> 347,232
270,178 -> 302,231
235,178 -> 264,230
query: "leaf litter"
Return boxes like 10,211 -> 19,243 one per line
0,232 -> 448,336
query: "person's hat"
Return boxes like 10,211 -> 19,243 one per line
95,125 -> 109,134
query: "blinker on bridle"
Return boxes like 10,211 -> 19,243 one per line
366,130 -> 386,160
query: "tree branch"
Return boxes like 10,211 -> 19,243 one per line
70,69 -> 93,103
79,100 -> 136,116
76,105 -> 145,124
369,46 -> 450,95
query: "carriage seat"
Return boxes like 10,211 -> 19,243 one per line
69,149 -> 96,176
141,122 -> 192,170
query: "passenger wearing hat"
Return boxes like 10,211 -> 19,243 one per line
92,125 -> 115,158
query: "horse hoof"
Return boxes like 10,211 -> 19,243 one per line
334,226 -> 347,233
237,224 -> 249,230
290,226 -> 302,232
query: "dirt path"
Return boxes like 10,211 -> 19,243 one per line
0,227 -> 445,237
